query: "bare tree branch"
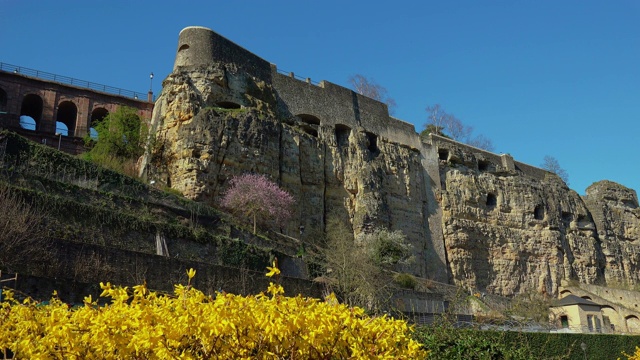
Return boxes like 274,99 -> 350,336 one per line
348,74 -> 397,115
424,104 -> 448,136
0,185 -> 49,273
467,134 -> 495,152
446,115 -> 472,141
423,104 -> 494,151
541,155 -> 569,184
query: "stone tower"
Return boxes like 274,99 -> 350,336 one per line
173,26 -> 217,70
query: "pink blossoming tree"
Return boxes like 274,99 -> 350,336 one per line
221,173 -> 295,234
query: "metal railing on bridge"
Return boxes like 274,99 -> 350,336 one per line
0,62 -> 147,100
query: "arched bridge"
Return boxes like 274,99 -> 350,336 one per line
0,62 -> 153,154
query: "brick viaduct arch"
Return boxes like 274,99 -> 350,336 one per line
0,67 -> 153,154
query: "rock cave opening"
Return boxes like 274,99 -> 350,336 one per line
365,131 -> 379,157
216,101 -> 241,109
534,204 -> 545,220
486,193 -> 497,208
335,124 -> 351,148
478,160 -> 492,172
301,126 -> 318,137
297,114 -> 320,138
438,148 -> 449,161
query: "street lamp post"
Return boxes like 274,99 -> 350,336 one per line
55,133 -> 62,151
148,72 -> 154,102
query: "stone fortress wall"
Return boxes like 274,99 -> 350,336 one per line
174,26 -> 425,151
168,26 -> 562,285
175,26 -> 272,81
145,25 -> 640,300
271,72 -> 424,150
428,133 -> 551,181
174,26 -> 550,178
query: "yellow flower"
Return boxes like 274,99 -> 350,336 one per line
266,261 -> 280,277
267,282 -> 284,296
187,268 -> 196,280
0,267 -> 427,359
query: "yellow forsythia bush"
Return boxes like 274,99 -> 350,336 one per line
0,265 -> 427,359
621,347 -> 640,360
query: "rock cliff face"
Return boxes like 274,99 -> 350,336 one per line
142,26 -> 640,297
144,65 -> 440,278
434,139 -> 640,296
584,181 -> 640,285
435,140 -> 604,296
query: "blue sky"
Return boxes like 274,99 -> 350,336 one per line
2,1 -> 638,195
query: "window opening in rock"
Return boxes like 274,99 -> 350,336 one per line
20,94 -> 43,130
297,114 -> 320,125
478,160 -> 490,171
296,115 -> 320,138
178,44 -> 190,52
365,131 -> 379,155
301,125 -> 318,137
486,193 -> 497,208
335,124 -> 351,148
216,101 -> 241,109
56,101 -> 77,136
576,214 -> 591,228
534,204 -> 544,220
438,149 -> 449,161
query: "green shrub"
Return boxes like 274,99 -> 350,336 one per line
414,322 -> 640,359
82,106 -> 149,176
394,272 -> 417,289
357,228 -> 414,267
